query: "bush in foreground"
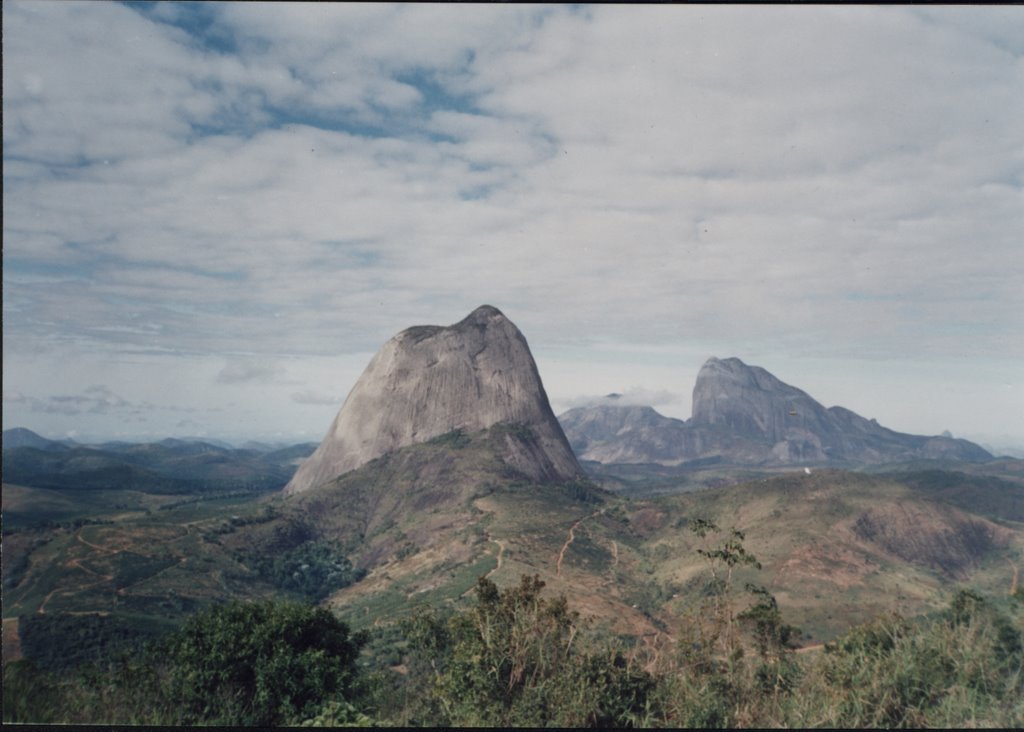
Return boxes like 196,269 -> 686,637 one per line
3,599 -> 367,726
164,599 -> 366,725
400,574 -> 655,727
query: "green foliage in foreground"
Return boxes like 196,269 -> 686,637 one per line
5,528 -> 1022,727
163,599 -> 366,725
18,612 -> 175,674
788,590 -> 1024,728
4,599 -> 366,726
399,574 -> 655,726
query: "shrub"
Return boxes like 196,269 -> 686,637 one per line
163,599 -> 366,726
247,540 -> 366,601
401,574 -> 655,727
427,428 -> 471,448
792,592 -> 1024,728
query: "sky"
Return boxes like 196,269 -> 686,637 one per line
3,2 -> 1023,450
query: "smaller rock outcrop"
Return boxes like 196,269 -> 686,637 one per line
559,403 -> 700,465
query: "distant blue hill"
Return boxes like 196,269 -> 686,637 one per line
2,428 -> 316,495
2,427 -> 71,452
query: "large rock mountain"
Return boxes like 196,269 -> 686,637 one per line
560,357 -> 992,467
284,305 -> 581,494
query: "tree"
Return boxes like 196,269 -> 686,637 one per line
689,517 -> 763,658
653,518 -> 801,726
737,583 -> 802,694
163,599 -> 366,726
438,574 -> 579,725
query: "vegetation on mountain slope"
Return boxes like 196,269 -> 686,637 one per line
246,540 -> 367,601
4,599 -> 368,726
4,430 -> 1023,726
4,534 -> 1021,727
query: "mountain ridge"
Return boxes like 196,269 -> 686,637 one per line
1,433 -> 316,498
561,356 -> 992,467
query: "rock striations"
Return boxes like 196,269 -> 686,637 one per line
561,356 -> 992,467
284,305 -> 581,494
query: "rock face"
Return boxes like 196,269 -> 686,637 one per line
693,358 -> 830,444
284,305 -> 581,494
559,398 -> 706,465
560,356 -> 992,467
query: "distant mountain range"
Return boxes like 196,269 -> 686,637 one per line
5,311 -> 995,499
1,428 -> 289,453
3,427 -> 78,451
559,356 -> 992,467
2,428 -> 316,494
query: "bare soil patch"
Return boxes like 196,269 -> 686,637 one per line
2,617 -> 23,663
847,502 -> 1012,578
774,540 -> 879,590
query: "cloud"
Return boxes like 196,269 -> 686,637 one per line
561,388 -> 686,413
7,3 -> 1020,362
7,385 -> 143,416
290,390 -> 343,407
216,358 -> 285,385
3,3 -> 1022,441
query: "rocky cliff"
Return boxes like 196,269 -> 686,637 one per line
284,305 -> 581,494
560,357 -> 992,467
558,398 -> 724,465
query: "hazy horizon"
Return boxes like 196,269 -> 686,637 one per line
4,3 -> 1022,447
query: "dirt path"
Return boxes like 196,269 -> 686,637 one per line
484,537 -> 507,580
556,511 -> 602,577
1009,558 -> 1019,597
37,587 -> 60,615
37,573 -> 116,615
556,524 -> 577,576
66,556 -> 114,582
35,530 -> 120,614
611,540 -> 619,568
76,531 -> 114,554
143,555 -> 187,586
796,643 -> 825,654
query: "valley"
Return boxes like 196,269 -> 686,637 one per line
5,431 -> 1022,654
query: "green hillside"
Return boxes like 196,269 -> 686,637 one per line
4,430 -> 1023,726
